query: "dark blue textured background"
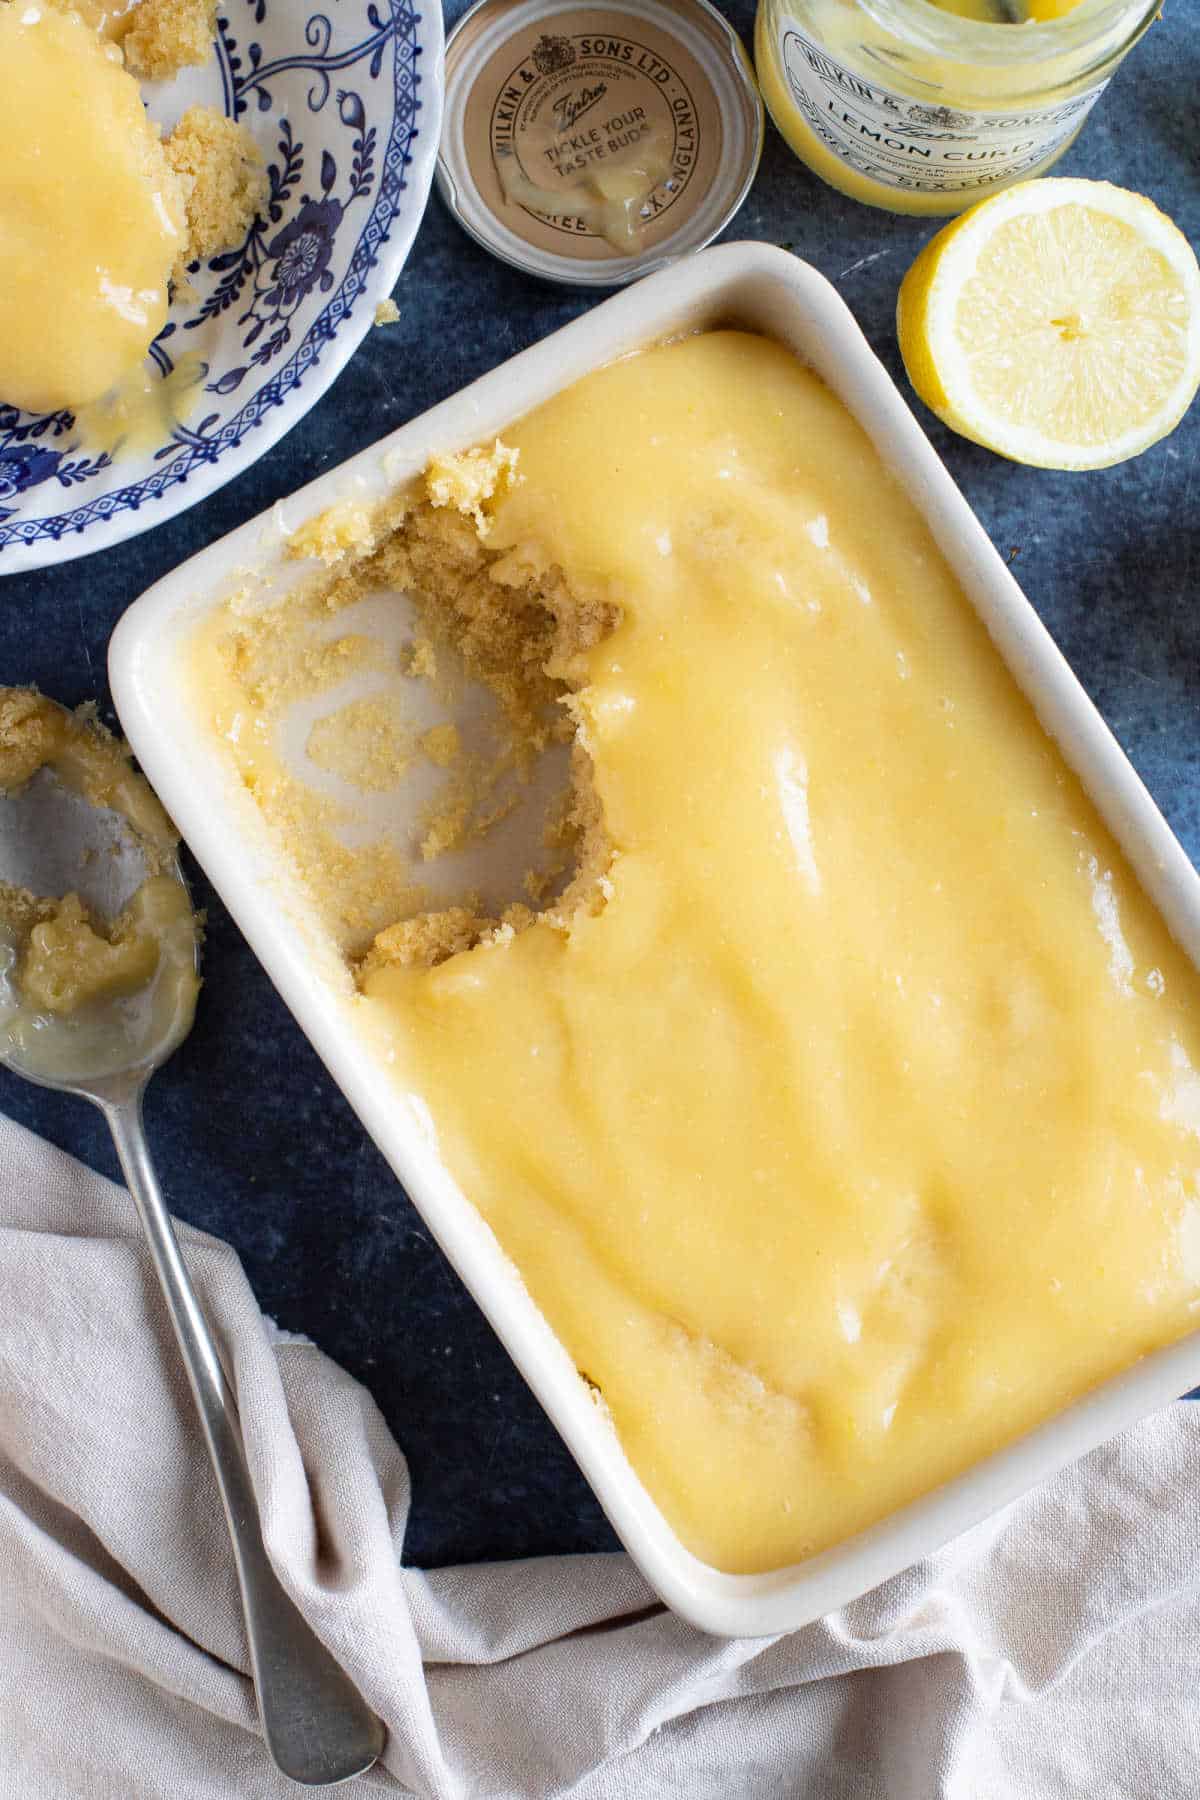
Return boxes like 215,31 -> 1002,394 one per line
2,2 -> 1197,1566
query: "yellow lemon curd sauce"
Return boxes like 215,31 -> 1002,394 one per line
0,7 -> 184,414
754,0 -> 1156,216
932,0 -> 1083,17
346,333 -> 1200,1573
49,0 -> 144,40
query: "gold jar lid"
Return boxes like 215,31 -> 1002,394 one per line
437,0 -> 764,286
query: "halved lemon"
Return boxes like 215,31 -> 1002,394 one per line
897,178 -> 1200,470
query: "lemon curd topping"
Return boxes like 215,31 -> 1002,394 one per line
38,0 -> 142,43
193,333 -> 1200,1574
19,889 -> 162,1014
36,0 -> 218,66
931,0 -> 1084,18
0,7 -> 186,415
0,1 -> 265,437
496,135 -> 676,255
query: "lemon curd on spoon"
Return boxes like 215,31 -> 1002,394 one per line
193,332 -> 1200,1574
0,689 -> 199,1077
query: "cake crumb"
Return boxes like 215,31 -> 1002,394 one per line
121,0 -> 219,78
164,106 -> 267,283
420,723 -> 460,769
374,298 -> 401,326
307,696 -> 417,793
426,443 -> 521,537
221,625 -> 384,715
403,638 -> 439,681
238,760 -> 425,953
363,907 -> 484,973
288,500 -> 378,567
418,785 -> 471,863
0,883 -> 57,940
0,689 -> 69,790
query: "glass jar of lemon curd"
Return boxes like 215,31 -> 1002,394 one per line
754,0 -> 1160,215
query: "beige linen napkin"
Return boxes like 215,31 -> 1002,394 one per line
3,1109 -> 1199,1799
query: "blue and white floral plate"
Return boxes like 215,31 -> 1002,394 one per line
0,0 -> 443,575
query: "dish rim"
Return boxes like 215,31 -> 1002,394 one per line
109,240 -> 1200,1637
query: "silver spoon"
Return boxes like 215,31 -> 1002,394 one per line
0,743 -> 386,1788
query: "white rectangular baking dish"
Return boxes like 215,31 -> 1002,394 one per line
110,241 -> 1200,1639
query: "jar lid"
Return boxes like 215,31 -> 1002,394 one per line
437,0 -> 764,287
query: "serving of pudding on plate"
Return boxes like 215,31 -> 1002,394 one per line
187,329 -> 1200,1575
0,0 -> 264,431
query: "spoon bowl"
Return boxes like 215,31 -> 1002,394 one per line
0,766 -> 197,1087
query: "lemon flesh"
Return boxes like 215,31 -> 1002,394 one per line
898,178 -> 1200,471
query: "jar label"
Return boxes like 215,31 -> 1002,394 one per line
775,23 -> 1106,196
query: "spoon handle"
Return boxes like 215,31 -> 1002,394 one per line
102,1091 -> 386,1788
